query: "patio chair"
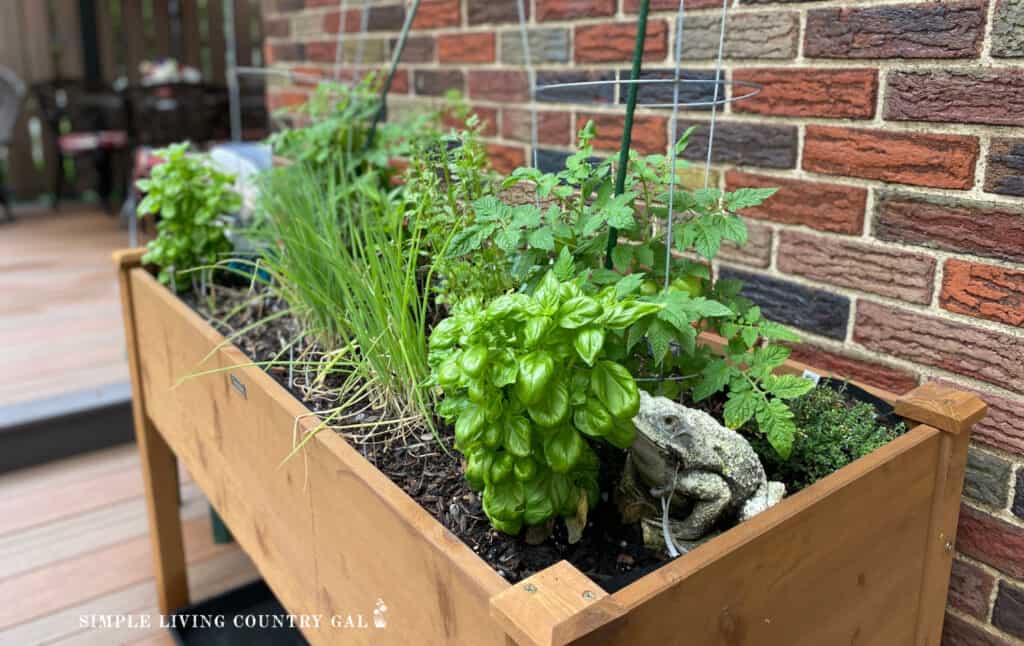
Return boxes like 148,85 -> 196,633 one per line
0,66 -> 26,222
32,79 -> 131,212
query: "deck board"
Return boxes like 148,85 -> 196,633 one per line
0,207 -> 137,411
0,445 -> 257,644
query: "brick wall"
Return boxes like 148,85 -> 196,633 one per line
261,0 -> 1024,641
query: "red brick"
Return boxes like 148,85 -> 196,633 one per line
957,505 -> 1024,579
468,70 -> 530,102
538,0 -> 615,22
501,109 -> 571,146
942,260 -> 1024,327
579,112 -> 666,155
948,558 -> 996,619
786,343 -> 919,394
725,171 -> 866,235
625,0 -> 721,10
304,0 -> 334,6
575,20 -> 668,63
443,105 -> 498,137
803,126 -> 978,190
304,41 -> 336,63
942,612 -> 1013,646
778,232 -> 935,304
486,143 -> 527,175
438,32 -> 495,63
805,1 -> 986,59
875,193 -> 1024,264
267,90 -> 308,111
388,68 -> 409,94
854,301 -> 1024,395
885,69 -> 1024,127
732,68 -> 877,119
936,379 -> 1024,458
718,221 -> 773,269
413,0 -> 461,29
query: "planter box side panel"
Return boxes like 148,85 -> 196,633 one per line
129,270 -> 509,646
130,269 -> 323,621
587,426 -> 944,646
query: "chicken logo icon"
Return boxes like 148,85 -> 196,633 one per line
373,599 -> 388,628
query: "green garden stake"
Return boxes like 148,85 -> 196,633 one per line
605,0 -> 652,268
364,0 -> 422,153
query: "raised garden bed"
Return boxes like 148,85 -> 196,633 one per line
116,247 -> 987,646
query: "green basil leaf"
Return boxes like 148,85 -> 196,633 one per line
454,403 -> 486,450
505,416 -> 533,457
515,350 -> 555,405
590,360 -> 640,419
459,345 -> 489,378
573,326 -> 605,366
558,296 -> 602,329
514,456 -> 538,482
605,418 -> 636,449
524,316 -> 553,348
524,477 -> 555,526
573,398 -> 613,438
544,427 -> 584,473
527,376 -> 569,427
490,453 -> 515,484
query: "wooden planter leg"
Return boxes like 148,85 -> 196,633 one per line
116,250 -> 190,614
895,382 -> 987,646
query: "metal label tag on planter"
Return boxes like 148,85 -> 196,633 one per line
229,374 -> 247,399
802,368 -> 822,386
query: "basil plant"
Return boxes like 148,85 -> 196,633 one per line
428,270 -> 661,535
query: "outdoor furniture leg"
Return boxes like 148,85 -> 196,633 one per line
116,250 -> 190,614
52,150 -> 64,210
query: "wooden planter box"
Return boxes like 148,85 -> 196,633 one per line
116,249 -> 987,646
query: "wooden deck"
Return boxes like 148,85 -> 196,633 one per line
0,444 -> 259,645
0,206 -> 135,413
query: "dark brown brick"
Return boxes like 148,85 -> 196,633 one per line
992,0 -> 1024,57
264,17 -> 290,38
719,268 -> 851,340
965,447 -> 1012,508
942,612 -> 1013,646
985,138 -> 1024,197
303,41 -> 335,62
804,126 -> 978,189
1016,468 -> 1024,520
854,301 -> 1024,395
413,69 -> 464,96
267,42 -> 304,63
786,344 -> 919,394
575,20 -> 668,63
467,0 -> 528,24
501,109 -> 572,146
725,171 -> 866,235
875,193 -> 1024,264
578,112 -> 667,155
948,558 -> 996,619
805,1 -> 986,59
625,0 -> 721,10
538,0 -> 615,22
681,122 -> 798,169
957,504 -> 1024,579
994,581 -> 1024,640
733,68 -> 876,118
778,232 -> 935,304
886,69 -> 1024,127
395,36 -> 436,63
942,259 -> 1024,328
438,32 -> 494,63
468,70 -> 530,102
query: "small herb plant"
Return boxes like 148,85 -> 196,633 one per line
443,121 -> 813,460
137,142 -> 241,290
428,268 -> 661,535
751,384 -> 906,491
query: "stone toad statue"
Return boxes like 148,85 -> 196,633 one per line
618,391 -> 785,546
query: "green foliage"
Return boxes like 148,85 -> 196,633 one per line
428,270 -> 661,535
268,75 -> 437,181
255,160 -> 437,426
751,384 -> 906,491
402,108 -> 512,305
442,121 -> 810,459
136,142 -> 241,290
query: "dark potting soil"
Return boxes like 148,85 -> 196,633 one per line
183,284 -> 665,592
181,282 -> 903,593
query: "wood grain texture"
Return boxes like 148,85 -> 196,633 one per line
896,381 -> 989,435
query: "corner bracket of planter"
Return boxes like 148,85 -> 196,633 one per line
113,248 -> 146,270
894,381 -> 988,435
489,561 -> 626,646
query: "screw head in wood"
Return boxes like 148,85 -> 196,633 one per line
524,584 -> 537,593
582,590 -> 595,600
